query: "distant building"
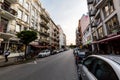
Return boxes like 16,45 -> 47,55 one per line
76,15 -> 91,49
76,20 -> 82,47
58,25 -> 66,49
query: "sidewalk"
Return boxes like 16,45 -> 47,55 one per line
0,57 -> 16,67
0,52 -> 24,67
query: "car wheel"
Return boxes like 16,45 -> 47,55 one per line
79,74 -> 82,80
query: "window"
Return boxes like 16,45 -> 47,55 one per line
24,2 -> 29,10
103,0 -> 115,18
24,14 -> 28,22
17,9 -> 22,19
92,32 -> 97,41
19,0 -> 23,5
98,27 -> 104,39
16,24 -> 21,32
93,59 -> 119,80
83,57 -> 96,71
84,57 -> 119,80
31,7 -> 35,16
106,15 -> 119,34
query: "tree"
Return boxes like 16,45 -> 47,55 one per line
16,30 -> 37,59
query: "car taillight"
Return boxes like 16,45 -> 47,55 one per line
76,56 -> 79,60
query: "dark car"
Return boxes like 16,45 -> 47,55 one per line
79,55 -> 120,80
75,51 -> 86,64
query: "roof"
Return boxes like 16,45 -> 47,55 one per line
101,55 -> 120,65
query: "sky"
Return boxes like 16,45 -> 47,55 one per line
40,0 -> 88,45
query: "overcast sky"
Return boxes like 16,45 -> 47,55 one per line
40,0 -> 88,45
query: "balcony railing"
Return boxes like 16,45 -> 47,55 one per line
1,4 -> 17,16
39,31 -> 49,37
93,0 -> 108,8
40,14 -> 49,23
40,22 -> 49,30
89,9 -> 96,16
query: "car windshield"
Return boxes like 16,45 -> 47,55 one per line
78,52 -> 85,55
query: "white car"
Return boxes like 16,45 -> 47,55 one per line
38,50 -> 50,58
79,55 -> 120,80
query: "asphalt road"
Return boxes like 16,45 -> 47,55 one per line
0,49 -> 78,80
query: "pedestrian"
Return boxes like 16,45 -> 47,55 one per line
4,49 -> 10,62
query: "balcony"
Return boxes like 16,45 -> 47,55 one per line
6,0 -> 18,3
40,14 -> 49,23
40,22 -> 49,30
94,9 -> 100,19
87,0 -> 93,4
40,39 -> 49,43
0,5 -> 17,20
108,25 -> 120,35
39,31 -> 49,37
93,0 -> 108,8
89,9 -> 96,16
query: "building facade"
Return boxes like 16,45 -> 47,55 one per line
76,20 -> 82,48
49,20 -> 59,50
87,0 -> 120,54
76,15 -> 91,49
58,25 -> 66,49
0,0 -> 61,55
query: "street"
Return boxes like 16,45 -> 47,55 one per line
0,49 -> 78,80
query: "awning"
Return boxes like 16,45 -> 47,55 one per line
92,34 -> 120,44
31,44 -> 49,48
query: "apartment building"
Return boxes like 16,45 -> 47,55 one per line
0,0 -> 18,53
58,25 -> 66,49
76,20 -> 82,47
76,15 -> 91,49
87,0 -> 120,54
49,19 -> 59,50
0,0 -> 52,54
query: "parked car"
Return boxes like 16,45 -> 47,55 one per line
79,55 -> 120,80
75,51 -> 86,64
51,50 -> 57,55
37,50 -> 50,58
73,48 -> 79,56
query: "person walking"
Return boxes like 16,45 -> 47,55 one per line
4,49 -> 10,62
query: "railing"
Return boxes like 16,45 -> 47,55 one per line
40,22 -> 49,30
89,9 -> 96,16
1,4 -> 17,16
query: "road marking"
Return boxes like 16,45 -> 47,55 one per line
27,60 -> 37,64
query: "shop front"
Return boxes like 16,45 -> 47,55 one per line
92,34 -> 120,54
